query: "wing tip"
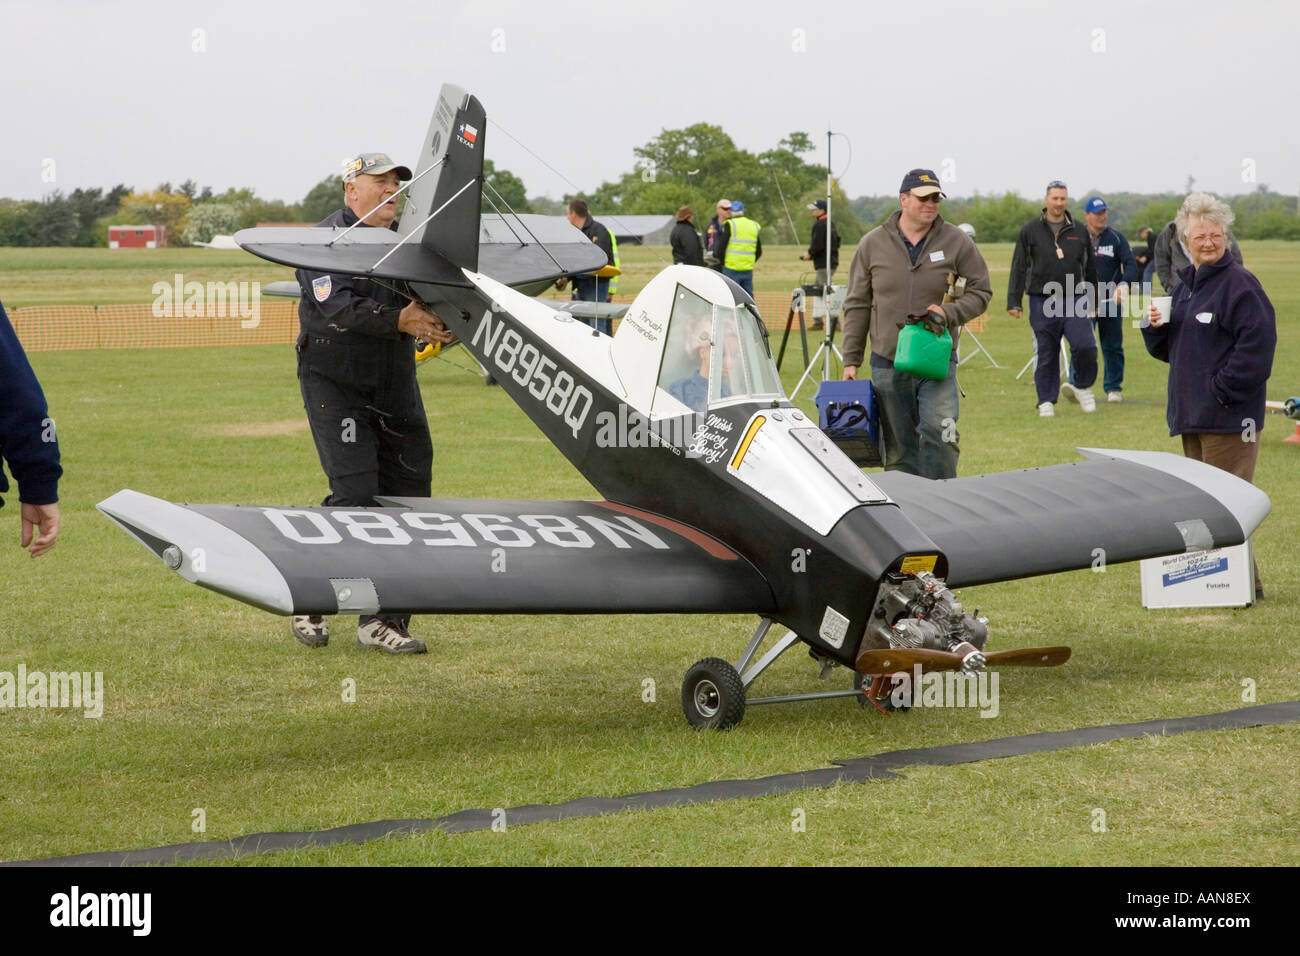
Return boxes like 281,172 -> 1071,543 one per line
1076,447 -> 1271,536
98,489 -> 295,615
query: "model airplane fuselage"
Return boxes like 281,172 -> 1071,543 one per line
98,84 -> 1270,728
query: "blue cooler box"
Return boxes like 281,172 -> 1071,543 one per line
813,379 -> 882,467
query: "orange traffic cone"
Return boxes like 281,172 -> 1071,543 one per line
1284,422 -> 1300,444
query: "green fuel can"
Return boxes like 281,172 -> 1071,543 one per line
894,323 -> 953,380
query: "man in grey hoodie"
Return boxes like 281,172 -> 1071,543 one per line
842,169 -> 991,479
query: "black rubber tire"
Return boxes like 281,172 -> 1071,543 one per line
681,658 -> 746,730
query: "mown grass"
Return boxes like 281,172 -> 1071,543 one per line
0,241 -> 1296,865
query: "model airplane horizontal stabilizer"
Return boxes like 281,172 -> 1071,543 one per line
234,215 -> 608,289
258,280 -> 626,321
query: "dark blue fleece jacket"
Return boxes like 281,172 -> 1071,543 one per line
0,300 -> 62,507
1141,256 -> 1276,436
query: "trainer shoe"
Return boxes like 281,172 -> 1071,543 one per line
1061,382 -> 1079,404
290,615 -> 329,647
357,619 -> 427,654
1075,388 -> 1097,412
1038,402 -> 1054,417
1107,391 -> 1123,403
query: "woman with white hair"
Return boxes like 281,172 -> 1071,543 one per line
1143,193 -> 1276,598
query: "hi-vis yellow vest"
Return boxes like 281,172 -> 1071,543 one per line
608,230 -> 620,296
724,217 -> 759,271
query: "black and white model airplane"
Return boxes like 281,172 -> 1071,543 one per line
98,84 -> 1270,729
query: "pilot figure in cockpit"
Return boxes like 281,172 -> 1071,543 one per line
668,314 -> 739,413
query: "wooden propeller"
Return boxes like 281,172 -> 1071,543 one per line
856,645 -> 1071,675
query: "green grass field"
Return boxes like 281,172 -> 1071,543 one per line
1,243 -> 1297,865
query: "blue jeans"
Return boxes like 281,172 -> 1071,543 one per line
1094,312 -> 1124,394
870,356 -> 960,479
722,268 -> 754,297
1029,294 -> 1097,405
572,275 -> 612,335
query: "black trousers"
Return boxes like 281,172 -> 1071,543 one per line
298,340 -> 432,627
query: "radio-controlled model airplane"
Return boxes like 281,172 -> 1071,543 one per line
98,85 -> 1270,728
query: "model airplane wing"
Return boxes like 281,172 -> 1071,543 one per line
871,447 -> 1270,588
97,491 -> 776,617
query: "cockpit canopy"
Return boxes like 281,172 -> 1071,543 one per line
610,265 -> 786,419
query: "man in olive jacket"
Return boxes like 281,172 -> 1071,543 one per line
842,169 -> 991,479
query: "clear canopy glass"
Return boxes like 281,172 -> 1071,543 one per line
657,285 -> 784,414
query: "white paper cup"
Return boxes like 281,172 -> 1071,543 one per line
1147,295 -> 1172,328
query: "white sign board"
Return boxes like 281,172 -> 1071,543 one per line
1140,541 -> 1255,608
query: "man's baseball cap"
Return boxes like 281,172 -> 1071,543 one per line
730,200 -> 745,213
343,153 -> 413,184
807,199 -> 827,211
899,169 -> 945,197
1085,196 -> 1108,213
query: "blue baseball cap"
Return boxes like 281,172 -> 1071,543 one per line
730,200 -> 745,213
1085,196 -> 1107,213
900,168 -> 945,197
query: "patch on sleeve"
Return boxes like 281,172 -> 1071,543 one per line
312,276 -> 332,302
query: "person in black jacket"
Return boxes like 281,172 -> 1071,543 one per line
670,205 -> 704,266
561,199 -> 614,300
0,300 -> 62,558
703,199 -> 731,271
1007,181 -> 1100,416
292,152 -> 453,654
802,198 -> 842,329
1134,226 -> 1157,285
800,199 -> 841,286
556,198 -> 616,333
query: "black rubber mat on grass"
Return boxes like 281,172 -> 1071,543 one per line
10,701 -> 1298,866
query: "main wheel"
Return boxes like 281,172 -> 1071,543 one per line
681,658 -> 745,730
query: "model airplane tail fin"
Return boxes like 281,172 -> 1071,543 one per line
234,84 -> 606,289
399,83 -> 485,272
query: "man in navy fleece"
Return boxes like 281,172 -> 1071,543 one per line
0,300 -> 62,557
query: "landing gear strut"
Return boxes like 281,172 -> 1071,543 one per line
681,618 -> 866,730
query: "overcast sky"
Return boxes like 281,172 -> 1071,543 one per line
4,0 -> 1295,206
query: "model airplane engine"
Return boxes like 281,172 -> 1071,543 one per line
865,571 -> 989,672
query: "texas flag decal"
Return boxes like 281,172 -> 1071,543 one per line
458,122 -> 478,147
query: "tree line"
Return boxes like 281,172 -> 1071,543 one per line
0,160 -> 546,248
851,187 -> 1300,243
2,128 -> 1297,246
